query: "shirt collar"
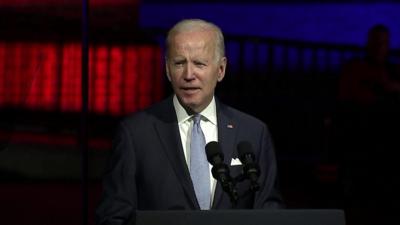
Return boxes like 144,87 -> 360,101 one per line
173,95 -> 217,125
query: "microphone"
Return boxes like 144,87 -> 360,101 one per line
205,141 -> 238,205
237,141 -> 260,192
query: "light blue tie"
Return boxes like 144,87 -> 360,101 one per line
190,114 -> 210,210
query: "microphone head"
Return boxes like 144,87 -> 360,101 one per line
237,141 -> 255,161
205,141 -> 224,163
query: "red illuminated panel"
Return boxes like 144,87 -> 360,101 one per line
138,46 -> 153,109
153,47 -> 164,101
0,41 -> 163,116
42,43 -> 58,110
92,45 -> 108,114
2,43 -> 27,107
108,46 -> 123,116
61,43 -> 82,112
24,43 -> 41,109
24,43 -> 58,110
88,47 -> 95,113
10,43 -> 23,106
123,46 -> 139,113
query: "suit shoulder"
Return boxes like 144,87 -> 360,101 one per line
222,104 -> 267,128
119,97 -> 174,129
119,110 -> 149,128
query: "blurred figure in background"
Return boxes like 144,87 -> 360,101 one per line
338,24 -> 400,106
335,24 -> 400,225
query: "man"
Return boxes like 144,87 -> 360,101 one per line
96,19 -> 283,225
335,24 -> 400,225
338,24 -> 400,106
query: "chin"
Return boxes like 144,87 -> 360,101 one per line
180,99 -> 201,112
183,100 -> 200,109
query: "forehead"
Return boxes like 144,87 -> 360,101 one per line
169,30 -> 216,54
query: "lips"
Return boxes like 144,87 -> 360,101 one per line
181,87 -> 200,94
181,87 -> 200,90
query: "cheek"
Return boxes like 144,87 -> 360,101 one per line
168,69 -> 182,83
170,77 -> 181,88
203,76 -> 219,90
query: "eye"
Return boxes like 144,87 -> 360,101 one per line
173,59 -> 185,67
194,61 -> 206,68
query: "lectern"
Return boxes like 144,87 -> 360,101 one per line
133,209 -> 345,225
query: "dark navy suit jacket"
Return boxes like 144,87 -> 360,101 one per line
95,96 -> 283,225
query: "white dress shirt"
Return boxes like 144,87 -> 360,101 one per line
173,95 -> 218,207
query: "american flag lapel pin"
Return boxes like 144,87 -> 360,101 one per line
227,124 -> 234,129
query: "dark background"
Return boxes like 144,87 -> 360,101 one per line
1,0 -> 399,225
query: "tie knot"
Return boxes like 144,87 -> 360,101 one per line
192,114 -> 201,125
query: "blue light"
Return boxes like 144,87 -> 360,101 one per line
139,3 -> 400,49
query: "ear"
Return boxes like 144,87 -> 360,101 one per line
217,57 -> 227,82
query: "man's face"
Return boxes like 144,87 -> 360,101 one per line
166,30 -> 226,113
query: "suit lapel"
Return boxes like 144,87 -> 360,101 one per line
153,98 -> 199,209
212,101 -> 237,208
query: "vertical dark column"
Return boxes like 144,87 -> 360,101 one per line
253,39 -> 260,76
297,46 -> 304,75
282,44 -> 289,75
237,40 -> 245,102
324,49 -> 331,73
311,47 -> 318,75
266,42 -> 274,77
81,0 -> 89,224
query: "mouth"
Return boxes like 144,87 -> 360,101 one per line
180,87 -> 201,95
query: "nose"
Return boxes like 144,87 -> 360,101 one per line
183,63 -> 195,81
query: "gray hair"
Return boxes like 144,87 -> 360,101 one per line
165,19 -> 225,61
